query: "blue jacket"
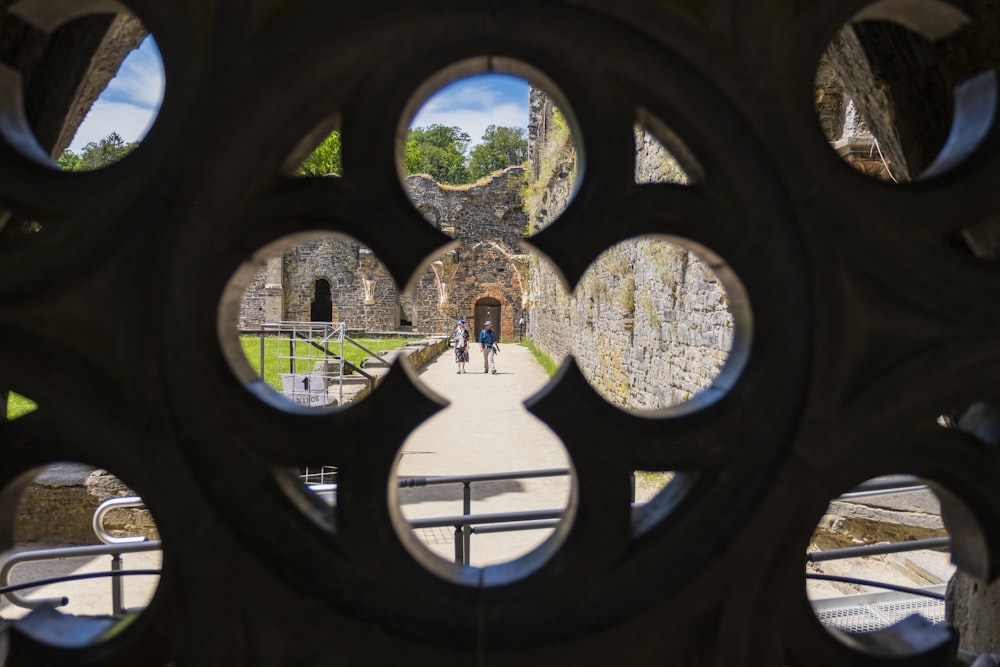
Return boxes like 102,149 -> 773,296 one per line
479,328 -> 498,348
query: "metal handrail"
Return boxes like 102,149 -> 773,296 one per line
395,469 -> 573,565
0,495 -> 160,614
0,541 -> 161,613
344,334 -> 391,368
93,497 -> 149,545
244,324 -> 387,400
408,508 -> 564,530
0,475 -> 944,617
398,468 -> 570,487
807,537 -> 951,563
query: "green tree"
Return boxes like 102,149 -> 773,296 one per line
467,125 -> 528,180
406,124 -> 470,184
57,150 -> 81,171
403,137 -> 426,175
297,130 -> 342,176
58,132 -> 138,171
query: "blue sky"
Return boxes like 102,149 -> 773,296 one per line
67,35 -> 164,153
409,74 -> 530,147
68,39 -> 530,155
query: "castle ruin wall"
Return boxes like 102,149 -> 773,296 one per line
239,170 -> 531,338
525,97 -> 733,409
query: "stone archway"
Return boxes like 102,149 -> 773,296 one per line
310,278 -> 333,322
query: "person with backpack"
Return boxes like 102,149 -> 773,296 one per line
479,320 -> 499,374
453,320 -> 470,374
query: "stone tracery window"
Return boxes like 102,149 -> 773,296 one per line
0,0 -> 998,664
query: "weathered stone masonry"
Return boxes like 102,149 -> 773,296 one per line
524,89 -> 734,410
238,79 -> 874,412
239,169 -> 531,339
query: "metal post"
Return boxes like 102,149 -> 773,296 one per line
454,525 -> 464,564
463,482 -> 472,566
630,473 -> 636,504
259,331 -> 265,379
111,553 -> 124,615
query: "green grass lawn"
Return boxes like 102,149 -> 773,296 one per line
4,392 -> 37,420
3,338 -> 418,418
240,335 -> 418,391
520,339 -> 559,378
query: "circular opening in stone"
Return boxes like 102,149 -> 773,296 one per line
0,462 -> 162,647
813,5 -> 989,183
389,247 -> 574,583
220,232 -> 418,412
805,475 -> 954,655
56,33 -> 164,172
571,235 -> 747,415
0,1 -> 164,170
390,359 -> 574,583
398,65 -> 580,238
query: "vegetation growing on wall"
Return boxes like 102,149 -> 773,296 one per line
522,107 -> 575,234
615,275 -> 636,314
637,288 -> 660,328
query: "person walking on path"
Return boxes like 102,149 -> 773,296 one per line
479,320 -> 499,374
453,320 -> 470,373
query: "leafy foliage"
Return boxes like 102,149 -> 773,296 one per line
467,125 -> 528,180
404,137 -> 425,175
406,124 -> 471,184
290,122 -> 529,185
3,391 -> 37,420
297,131 -> 342,176
58,132 -> 137,171
522,107 -> 575,234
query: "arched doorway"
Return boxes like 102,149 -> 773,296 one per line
311,278 -> 333,322
474,297 -> 501,339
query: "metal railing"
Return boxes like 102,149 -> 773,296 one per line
243,322 -> 388,406
807,476 -> 949,567
396,468 -> 571,565
805,475 -> 953,632
0,473 -> 948,618
304,468 -> 574,565
1,495 -> 161,616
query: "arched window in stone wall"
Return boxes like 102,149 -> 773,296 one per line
416,203 -> 442,231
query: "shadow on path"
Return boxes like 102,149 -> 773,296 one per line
397,480 -> 526,506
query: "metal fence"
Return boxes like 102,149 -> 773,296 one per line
1,473 -> 950,625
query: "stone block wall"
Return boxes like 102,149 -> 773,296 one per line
16,464 -> 157,544
525,94 -> 733,409
239,170 -> 531,337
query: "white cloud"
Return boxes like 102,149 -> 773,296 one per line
409,76 -> 529,149
66,35 -> 164,153
66,100 -> 158,153
411,102 -> 527,148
